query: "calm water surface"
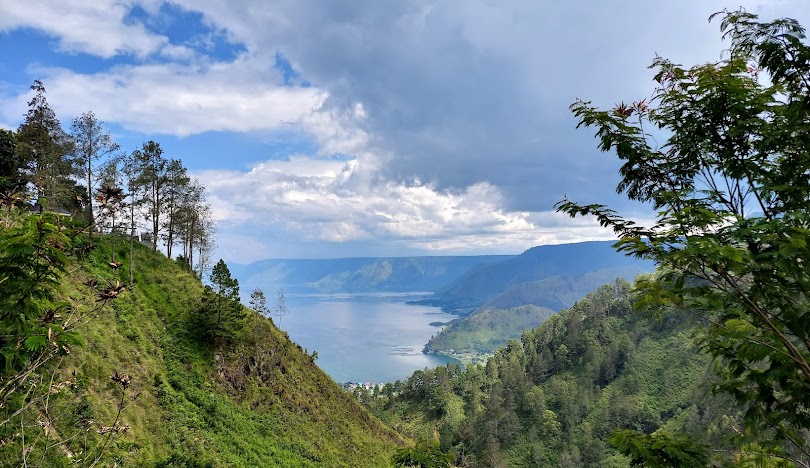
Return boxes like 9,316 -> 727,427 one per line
276,292 -> 458,383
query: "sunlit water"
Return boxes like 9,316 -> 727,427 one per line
274,292 -> 459,383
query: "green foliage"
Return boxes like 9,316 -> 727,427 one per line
426,305 -> 555,361
0,129 -> 24,194
391,439 -> 455,467
557,10 -> 810,450
0,208 -> 75,375
608,429 -> 708,467
0,229 -> 402,466
249,288 -> 268,315
70,110 -> 119,228
365,281 -> 752,466
195,259 -> 244,345
161,158 -> 190,258
132,140 -> 168,251
15,80 -> 77,209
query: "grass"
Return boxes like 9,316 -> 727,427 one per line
2,234 -> 404,467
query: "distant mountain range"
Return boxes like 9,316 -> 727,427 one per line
231,241 -> 655,304
229,255 -> 513,294
233,241 -> 656,364
421,242 -> 655,360
482,265 -> 651,311
421,241 -> 655,314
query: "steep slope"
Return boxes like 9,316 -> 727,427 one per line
0,236 -> 403,467
429,241 -> 654,314
481,265 -> 649,311
362,280 -> 751,467
230,255 -> 513,294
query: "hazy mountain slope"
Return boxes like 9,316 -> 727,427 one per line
482,265 -> 650,311
424,269 -> 650,360
230,255 -> 513,294
1,236 -> 403,467
428,241 -> 654,313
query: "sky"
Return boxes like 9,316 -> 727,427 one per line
2,1 -> 809,263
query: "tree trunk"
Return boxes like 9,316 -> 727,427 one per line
151,179 -> 159,252
166,203 -> 174,258
129,202 -> 135,287
189,216 -> 196,272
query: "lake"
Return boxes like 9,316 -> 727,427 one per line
275,292 -> 459,383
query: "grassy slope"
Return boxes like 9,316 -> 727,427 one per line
14,236 -> 403,467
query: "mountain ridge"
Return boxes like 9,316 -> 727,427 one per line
230,255 -> 514,294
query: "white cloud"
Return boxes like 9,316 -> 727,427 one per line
215,233 -> 271,264
198,156 -> 616,256
0,61 -> 333,138
6,0 -> 810,261
163,0 -> 810,214
0,0 -> 168,58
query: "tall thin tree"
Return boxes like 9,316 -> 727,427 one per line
162,159 -> 189,258
133,141 -> 168,251
70,111 -> 119,233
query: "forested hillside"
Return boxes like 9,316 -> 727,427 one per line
424,305 -> 556,363
0,215 -> 402,467
424,266 -> 651,361
363,281 -> 760,467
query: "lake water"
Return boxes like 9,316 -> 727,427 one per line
276,292 -> 459,383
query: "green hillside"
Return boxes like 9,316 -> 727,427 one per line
0,222 -> 403,467
424,268 -> 650,362
361,280 -> 772,467
424,305 -> 555,363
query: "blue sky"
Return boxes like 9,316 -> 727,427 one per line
2,1 -> 809,263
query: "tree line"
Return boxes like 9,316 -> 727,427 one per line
0,80 -> 215,277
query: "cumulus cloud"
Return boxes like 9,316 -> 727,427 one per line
197,156 -> 616,258
4,0 -> 810,260
0,0 -> 169,58
4,62 -> 328,137
170,0 -> 810,212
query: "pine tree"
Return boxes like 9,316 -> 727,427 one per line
0,130 -> 24,195
15,80 -> 77,209
132,141 -> 168,251
161,159 -> 189,258
197,259 -> 244,345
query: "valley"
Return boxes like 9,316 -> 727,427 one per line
234,240 -> 655,371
